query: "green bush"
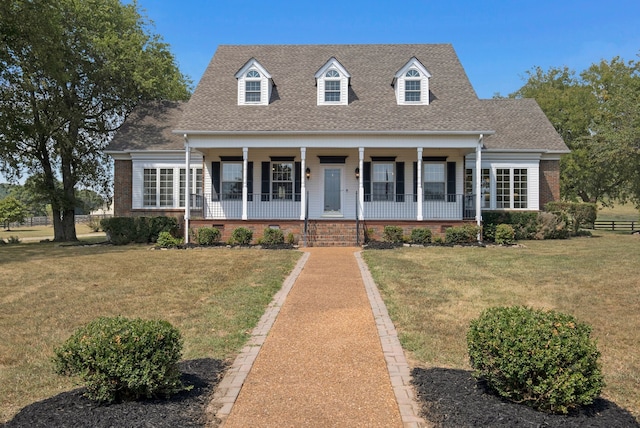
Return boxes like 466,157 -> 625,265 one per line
444,224 -> 479,244
53,316 -> 185,403
286,232 -> 296,245
156,231 -> 183,248
410,228 -> 432,245
230,227 -> 253,245
101,216 -> 178,245
262,227 -> 284,245
383,225 -> 404,243
467,306 -> 604,414
494,224 -> 515,245
482,211 -> 539,241
197,227 -> 221,245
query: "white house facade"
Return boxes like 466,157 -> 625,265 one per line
106,44 -> 568,246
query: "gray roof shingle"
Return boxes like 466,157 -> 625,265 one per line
107,45 -> 568,154
176,44 -> 493,133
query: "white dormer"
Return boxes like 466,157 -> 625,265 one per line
393,57 -> 431,105
314,57 -> 350,106
235,58 -> 273,106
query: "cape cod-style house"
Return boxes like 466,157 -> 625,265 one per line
106,44 -> 568,246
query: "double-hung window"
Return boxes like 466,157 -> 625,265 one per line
372,163 -> 394,201
143,169 -> 157,207
424,163 -> 445,200
245,70 -> 261,103
465,168 -> 491,208
272,162 -> 293,200
513,169 -> 528,209
324,70 -> 341,102
497,168 -> 528,209
496,168 -> 511,208
222,163 -> 243,200
405,69 -> 421,102
180,168 -> 203,208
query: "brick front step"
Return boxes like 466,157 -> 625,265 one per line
306,221 -> 359,247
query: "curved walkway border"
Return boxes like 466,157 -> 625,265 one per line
207,249 -> 426,427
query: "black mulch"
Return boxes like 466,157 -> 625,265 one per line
412,367 -> 640,428
4,360 -> 639,427
2,359 -> 227,428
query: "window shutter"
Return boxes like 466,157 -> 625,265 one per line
211,162 -> 220,201
363,162 -> 372,202
247,162 -> 253,202
447,162 -> 456,202
413,162 -> 418,202
294,161 -> 301,201
395,162 -> 405,202
261,162 -> 270,201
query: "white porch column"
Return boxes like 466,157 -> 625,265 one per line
184,135 -> 191,244
242,147 -> 248,220
358,147 -> 364,220
417,147 -> 423,221
300,147 -> 307,220
476,135 -> 483,241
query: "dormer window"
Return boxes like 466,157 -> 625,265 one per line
324,70 -> 341,102
393,57 -> 431,105
404,69 -> 421,102
245,70 -> 261,102
235,59 -> 273,106
315,58 -> 350,106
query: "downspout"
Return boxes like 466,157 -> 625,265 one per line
184,135 -> 191,244
475,134 -> 483,242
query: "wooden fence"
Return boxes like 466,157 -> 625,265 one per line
6,214 -> 112,229
592,220 -> 639,231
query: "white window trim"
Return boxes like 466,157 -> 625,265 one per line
133,161 -> 203,210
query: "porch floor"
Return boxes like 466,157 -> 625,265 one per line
209,247 -> 425,427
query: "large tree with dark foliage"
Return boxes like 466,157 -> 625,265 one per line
0,0 -> 191,241
510,56 -> 640,207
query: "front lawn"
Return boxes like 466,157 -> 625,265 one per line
363,232 -> 640,422
0,243 -> 301,423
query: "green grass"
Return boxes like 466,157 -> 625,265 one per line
0,243 -> 301,423
597,202 -> 640,221
363,232 -> 640,422
1,224 -> 104,241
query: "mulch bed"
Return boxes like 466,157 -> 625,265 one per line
412,367 -> 640,428
3,360 -> 639,427
2,359 -> 226,428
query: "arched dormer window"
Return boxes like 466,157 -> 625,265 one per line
245,70 -> 262,102
324,69 -> 341,102
314,57 -> 350,106
393,58 -> 431,105
235,59 -> 273,106
404,69 -> 421,102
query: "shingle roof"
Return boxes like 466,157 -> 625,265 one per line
175,44 -> 493,133
107,100 -> 186,151
482,99 -> 569,152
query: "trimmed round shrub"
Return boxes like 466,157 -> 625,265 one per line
230,226 -> 253,245
53,316 -> 184,403
494,223 -> 515,245
467,306 -> 604,414
410,227 -> 432,245
262,227 -> 284,245
383,225 -> 404,243
197,227 -> 221,245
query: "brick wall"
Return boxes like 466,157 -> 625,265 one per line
539,160 -> 561,208
113,160 -> 132,217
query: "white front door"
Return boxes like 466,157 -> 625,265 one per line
323,168 -> 342,215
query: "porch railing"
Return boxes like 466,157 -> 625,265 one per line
362,194 -> 476,220
192,192 -> 475,221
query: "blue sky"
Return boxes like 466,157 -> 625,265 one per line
137,0 -> 640,99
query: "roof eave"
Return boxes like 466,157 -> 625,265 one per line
174,129 -> 496,136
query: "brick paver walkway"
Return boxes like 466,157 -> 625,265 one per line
208,247 -> 426,427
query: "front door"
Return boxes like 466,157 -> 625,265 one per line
324,168 -> 341,214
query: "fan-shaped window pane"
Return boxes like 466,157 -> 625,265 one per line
406,69 -> 420,77
325,69 -> 340,78
246,70 -> 260,78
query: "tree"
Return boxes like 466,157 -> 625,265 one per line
0,0 -> 191,241
510,57 -> 640,206
0,196 -> 28,230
